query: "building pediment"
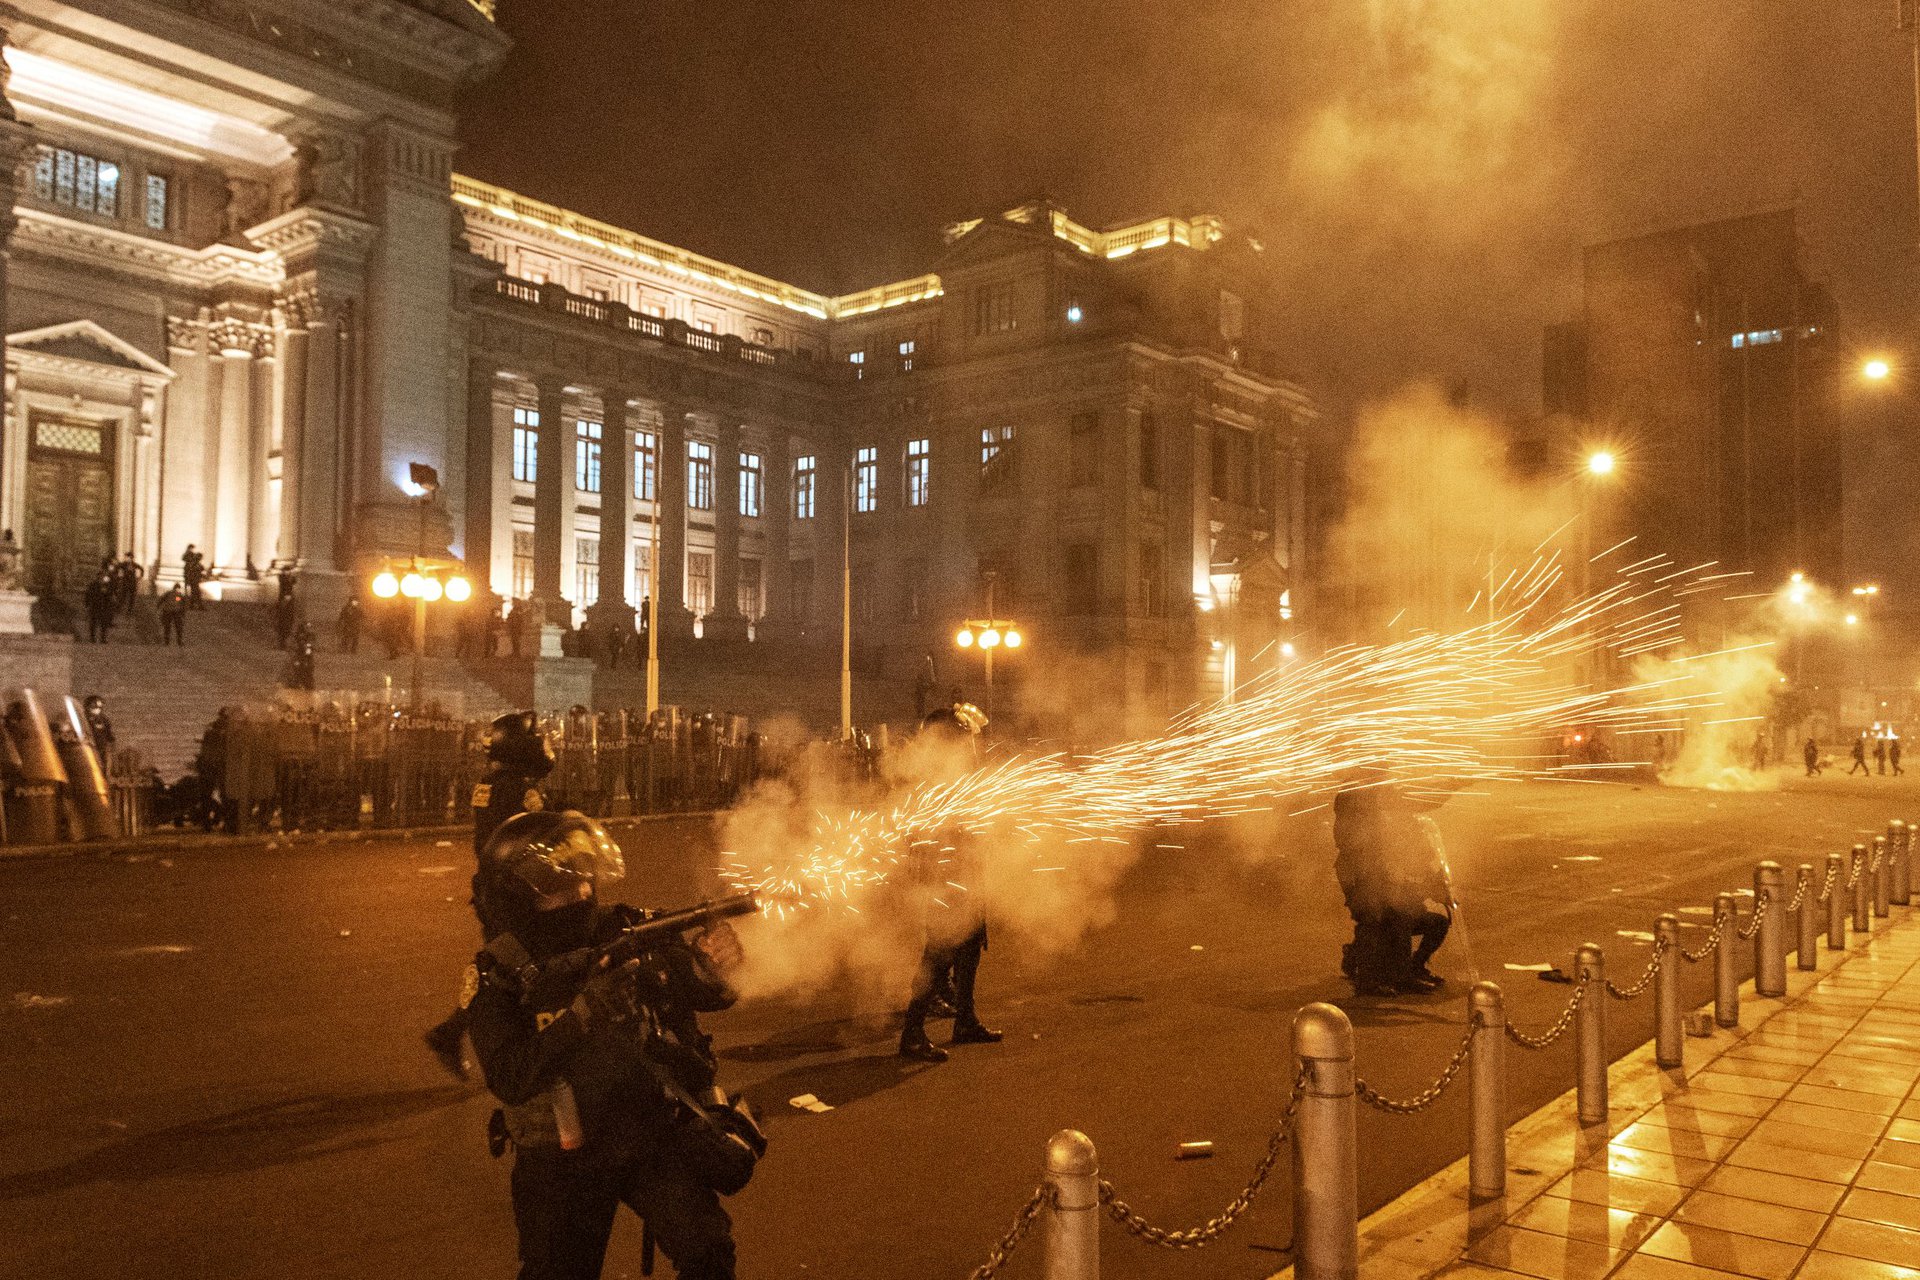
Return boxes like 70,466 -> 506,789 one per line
933,219 -> 1061,274
9,321 -> 175,379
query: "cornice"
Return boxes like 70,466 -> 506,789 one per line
245,204 -> 377,260
14,207 -> 283,290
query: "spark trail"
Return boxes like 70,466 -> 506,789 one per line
720,556 -> 1745,913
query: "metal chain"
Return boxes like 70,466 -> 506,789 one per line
1505,975 -> 1589,1050
1872,844 -> 1885,874
1097,1065 -> 1308,1249
1848,857 -> 1864,889
1356,1018 -> 1479,1113
1605,937 -> 1669,1000
967,1184 -> 1055,1280
1786,876 -> 1809,914
1736,890 -> 1771,940
1816,863 -> 1839,904
1681,909 -> 1730,962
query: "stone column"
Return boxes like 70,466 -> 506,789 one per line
0,9 -> 30,456
462,359 -> 498,595
706,416 -> 748,641
586,390 -> 636,639
531,379 -> 569,621
654,401 -> 693,638
816,440 -> 848,646
211,330 -> 254,576
759,428 -> 793,640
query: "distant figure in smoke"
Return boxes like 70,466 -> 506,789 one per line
1893,739 -> 1904,777
1804,738 -> 1821,778
899,703 -> 1002,1063
1875,737 -> 1889,776
1332,775 -> 1452,996
1851,736 -> 1870,776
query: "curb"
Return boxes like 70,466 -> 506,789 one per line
1263,905 -> 1914,1280
0,808 -> 719,864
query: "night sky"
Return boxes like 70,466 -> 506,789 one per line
459,1 -> 1920,417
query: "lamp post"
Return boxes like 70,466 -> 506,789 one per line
370,560 -> 471,713
953,571 -> 1023,727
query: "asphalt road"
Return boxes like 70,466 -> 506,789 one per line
2,773 -> 1914,1280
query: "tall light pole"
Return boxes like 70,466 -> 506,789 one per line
840,461 -> 852,740
954,571 -> 1023,728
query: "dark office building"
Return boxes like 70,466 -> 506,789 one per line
1545,208 -> 1844,594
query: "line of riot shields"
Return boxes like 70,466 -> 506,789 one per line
1,688 -> 124,845
197,699 -> 772,835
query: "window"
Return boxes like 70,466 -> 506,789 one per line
1280,589 -> 1294,622
690,317 -> 716,333
855,445 -> 878,514
1139,542 -> 1166,617
575,419 -> 603,494
575,536 -> 600,607
898,337 -> 916,373
752,327 -> 775,346
512,528 -> 535,599
848,350 -> 865,381
738,557 -> 763,620
34,146 -> 119,217
973,283 -> 1016,335
583,285 -> 610,303
512,406 -> 540,483
793,455 -> 817,520
631,553 -> 651,611
739,452 -> 763,518
144,174 -> 169,231
1139,411 -> 1160,490
633,431 -> 658,502
1070,411 -> 1098,486
981,424 -> 1017,489
1063,544 -> 1098,615
687,441 -> 714,511
1066,301 -> 1084,324
686,551 -> 714,616
791,558 -> 815,622
905,438 -> 931,507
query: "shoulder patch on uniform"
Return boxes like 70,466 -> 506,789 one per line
470,783 -> 492,807
458,963 -> 481,1009
523,790 -> 544,812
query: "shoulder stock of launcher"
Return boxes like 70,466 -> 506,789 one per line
597,891 -> 759,969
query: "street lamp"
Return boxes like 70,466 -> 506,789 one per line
371,559 -> 471,712
1864,358 -> 1892,382
1586,450 -> 1617,477
953,571 -> 1022,727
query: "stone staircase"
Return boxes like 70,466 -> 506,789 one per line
66,600 -> 512,780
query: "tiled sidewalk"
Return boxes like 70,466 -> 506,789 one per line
1282,909 -> 1920,1279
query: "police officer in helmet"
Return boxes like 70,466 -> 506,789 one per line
426,710 -> 559,1078
899,703 -> 1003,1063
465,810 -> 749,1280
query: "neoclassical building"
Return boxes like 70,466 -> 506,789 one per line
0,0 -> 1317,729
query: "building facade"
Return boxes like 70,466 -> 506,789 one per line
0,0 -> 1316,733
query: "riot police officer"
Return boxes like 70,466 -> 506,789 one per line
464,811 -> 749,1280
425,711 -> 559,1077
899,704 -> 1002,1063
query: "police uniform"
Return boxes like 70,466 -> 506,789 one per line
464,814 -> 743,1280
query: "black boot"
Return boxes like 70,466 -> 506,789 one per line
951,1018 -> 1003,1045
424,1016 -> 469,1080
899,1026 -> 949,1063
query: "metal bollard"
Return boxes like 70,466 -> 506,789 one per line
1892,821 -> 1911,908
1468,982 -> 1506,1200
1874,836 -> 1891,919
1576,943 -> 1607,1126
1909,819 -> 1918,902
1044,1130 -> 1099,1280
1796,863 -> 1818,971
1853,844 -> 1871,933
1714,893 -> 1740,1028
1754,861 -> 1785,998
1829,853 -> 1849,951
1292,1003 -> 1358,1280
1654,914 -> 1684,1069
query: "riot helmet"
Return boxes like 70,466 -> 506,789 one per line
921,702 -> 987,738
477,810 -> 626,951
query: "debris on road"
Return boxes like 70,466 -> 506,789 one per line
1565,855 -> 1601,863
338,930 -> 352,938
788,1094 -> 833,1113
1504,963 -> 1554,972
1616,930 -> 1655,943
417,866 -> 458,875
12,992 -> 70,1010
1540,967 -> 1574,984
434,840 -> 454,848
114,944 -> 193,956
1176,1141 -> 1214,1160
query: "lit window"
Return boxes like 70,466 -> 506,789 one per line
898,338 -> 915,372
512,406 -> 539,483
690,317 -> 716,333
575,419 -> 603,493
973,283 -> 1016,335
739,452 -> 763,518
631,556 -> 651,610
1066,303 -> 1083,324
750,327 -> 774,346
145,174 -> 169,231
848,351 -> 865,364
583,285 -> 610,302
511,528 -> 534,599
898,339 -> 916,355
1280,589 -> 1294,622
35,146 -> 119,217
575,536 -> 600,607
687,551 -> 714,616
906,438 -> 931,507
793,455 -> 817,520
738,557 -> 763,620
633,431 -> 658,501
855,446 -> 878,514
687,441 -> 714,511
981,424 -> 1017,489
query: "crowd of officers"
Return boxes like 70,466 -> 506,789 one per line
430,711 -> 1454,1279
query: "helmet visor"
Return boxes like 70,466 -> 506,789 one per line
505,818 -> 626,911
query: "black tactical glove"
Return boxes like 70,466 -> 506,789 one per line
571,958 -> 643,1029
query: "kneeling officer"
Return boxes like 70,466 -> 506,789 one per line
465,811 -> 761,1280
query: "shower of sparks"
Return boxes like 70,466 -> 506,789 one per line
720,553 -> 1748,915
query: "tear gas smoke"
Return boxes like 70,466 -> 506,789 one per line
1638,640 -> 1783,792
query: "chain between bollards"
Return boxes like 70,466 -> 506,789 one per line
1356,1020 -> 1477,1113
1795,863 -> 1818,972
1604,937 -> 1668,1000
969,1183 -> 1055,1280
1503,974 -> 1590,1050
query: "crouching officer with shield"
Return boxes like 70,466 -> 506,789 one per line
464,811 -> 761,1280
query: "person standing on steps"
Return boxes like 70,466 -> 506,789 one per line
158,584 -> 187,645
84,570 -> 116,643
181,546 -> 206,609
337,595 -> 363,655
